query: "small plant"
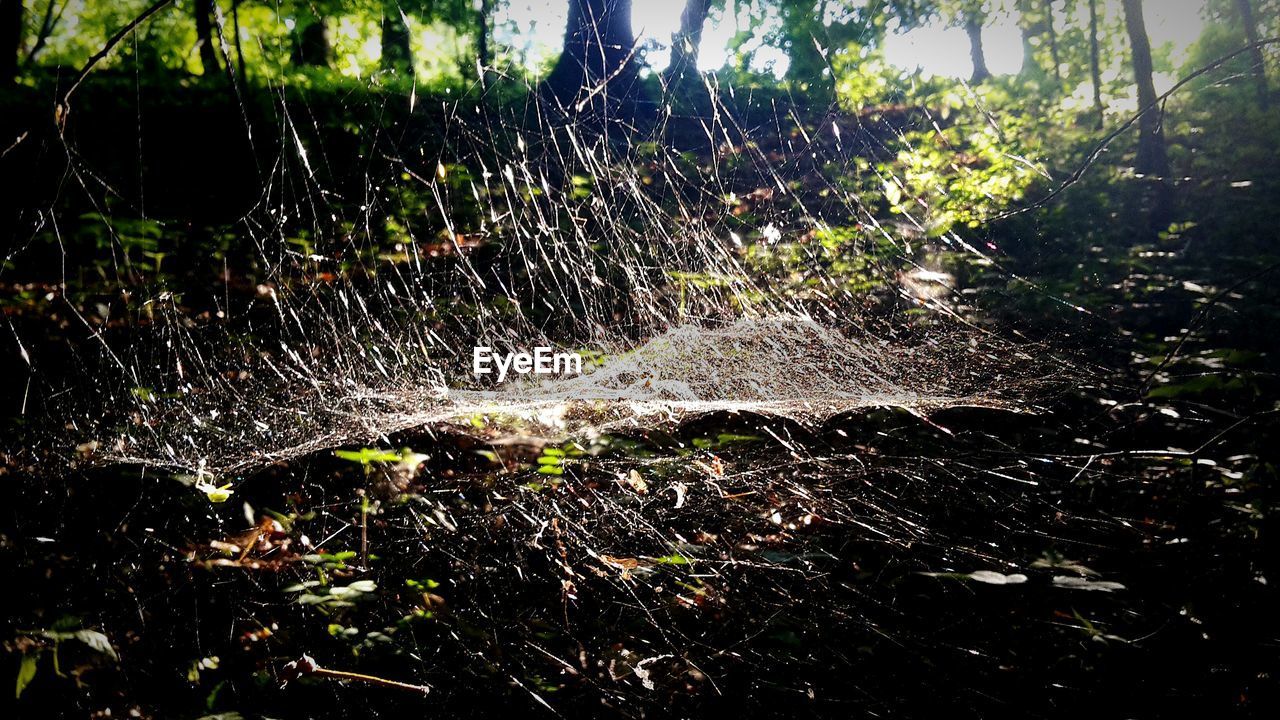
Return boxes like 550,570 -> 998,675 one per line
285,579 -> 377,609
14,619 -> 118,699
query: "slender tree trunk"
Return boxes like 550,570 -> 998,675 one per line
1089,0 -> 1104,128
1121,0 -> 1168,177
380,3 -> 413,77
664,0 -> 711,87
541,0 -> 642,113
1234,0 -> 1269,109
476,0 -> 490,88
195,0 -> 221,76
1016,0 -> 1042,77
232,0 -> 245,81
0,0 -> 20,85
1019,25 -> 1035,75
1019,28 -> 1037,76
292,17 -> 330,67
1043,0 -> 1060,82
965,16 -> 990,84
780,0 -> 830,95
26,0 -> 60,66
1121,0 -> 1171,233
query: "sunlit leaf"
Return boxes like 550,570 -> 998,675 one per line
15,652 -> 38,699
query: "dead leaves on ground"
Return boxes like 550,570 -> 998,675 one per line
191,515 -> 297,571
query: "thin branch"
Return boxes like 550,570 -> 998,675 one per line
56,0 -> 176,129
280,655 -> 431,695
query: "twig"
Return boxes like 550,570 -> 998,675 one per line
1,131 -> 28,159
280,655 -> 431,695
357,488 -> 369,569
56,0 -> 176,129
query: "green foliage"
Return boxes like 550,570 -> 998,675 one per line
288,578 -> 378,608
335,447 -> 406,465
16,0 -> 483,89
15,652 -> 38,699
12,621 -> 120,699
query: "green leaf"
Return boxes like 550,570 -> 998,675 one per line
283,580 -> 322,592
1051,575 -> 1126,592
1146,374 -> 1244,399
40,625 -> 118,661
72,630 -> 118,661
652,553 -> 690,566
882,179 -> 902,206
347,580 -> 377,593
335,448 -> 403,465
966,570 -> 1027,585
41,629 -> 118,660
16,652 -> 38,699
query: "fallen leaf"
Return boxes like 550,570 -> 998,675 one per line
624,470 -> 649,494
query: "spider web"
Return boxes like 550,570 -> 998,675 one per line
0,8 -> 1130,717
14,59 -> 1063,476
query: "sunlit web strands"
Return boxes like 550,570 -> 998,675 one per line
29,56 -> 1062,477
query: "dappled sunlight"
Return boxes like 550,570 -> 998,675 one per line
3,0 -> 1278,717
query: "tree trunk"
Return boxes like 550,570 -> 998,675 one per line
1043,0 -> 1060,82
541,0 -> 642,114
1089,0 -> 1104,128
292,17 -> 330,67
476,0 -> 490,88
965,16 -> 990,84
195,0 -> 221,76
663,0 -> 711,88
1234,0 -> 1269,109
1016,0 -> 1042,77
380,3 -> 413,77
1019,26 -> 1036,76
779,0 -> 829,96
26,0 -> 60,66
0,0 -> 19,85
1121,0 -> 1168,177
232,0 -> 246,81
